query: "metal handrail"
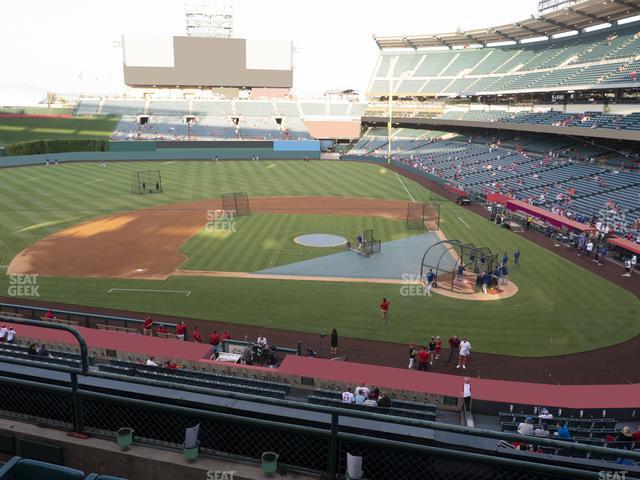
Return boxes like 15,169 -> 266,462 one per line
0,316 -> 89,375
0,302 -> 176,329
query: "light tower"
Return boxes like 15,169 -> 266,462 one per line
185,0 -> 234,38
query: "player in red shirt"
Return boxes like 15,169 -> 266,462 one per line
175,321 -> 187,341
142,316 -> 154,336
417,346 -> 429,371
379,298 -> 390,324
165,360 -> 178,369
192,326 -> 202,343
210,330 -> 221,355
434,336 -> 442,361
156,324 -> 168,335
44,309 -> 54,320
221,330 -> 231,341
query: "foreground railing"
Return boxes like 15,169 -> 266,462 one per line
0,316 -> 637,479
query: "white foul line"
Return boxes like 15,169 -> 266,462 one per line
108,288 -> 191,296
457,216 -> 472,229
84,179 -> 104,185
394,172 -> 415,202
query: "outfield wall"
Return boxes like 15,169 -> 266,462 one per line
0,140 -> 321,167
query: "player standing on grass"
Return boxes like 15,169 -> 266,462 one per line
380,298 -> 390,324
426,269 -> 436,296
514,248 -> 521,266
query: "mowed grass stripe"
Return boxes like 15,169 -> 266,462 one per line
1,160 -> 638,356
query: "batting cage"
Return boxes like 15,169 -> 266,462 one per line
131,170 -> 163,194
406,203 -> 440,231
420,240 -> 498,294
221,192 -> 251,217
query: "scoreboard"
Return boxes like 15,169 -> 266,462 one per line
122,35 -> 293,89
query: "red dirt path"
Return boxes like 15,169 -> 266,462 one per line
8,196 -> 408,279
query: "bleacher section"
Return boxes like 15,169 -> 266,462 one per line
74,99 -> 100,116
350,130 -> 640,233
100,99 -> 144,116
98,360 -> 291,399
309,389 -> 437,421
498,412 -> 638,459
369,22 -> 640,97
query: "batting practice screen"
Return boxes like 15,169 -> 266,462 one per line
131,170 -> 163,194
221,192 -> 251,217
407,203 -> 440,230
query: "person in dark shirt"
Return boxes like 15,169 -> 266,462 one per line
36,345 -> 49,357
408,344 -> 417,369
514,248 -> 521,266
28,344 -> 38,355
330,328 -> 338,356
427,337 -> 437,366
446,335 -> 460,363
377,392 -> 391,411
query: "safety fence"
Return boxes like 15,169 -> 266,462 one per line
0,318 -> 637,479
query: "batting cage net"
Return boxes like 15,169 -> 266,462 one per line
221,192 -> 251,217
420,240 -> 498,294
406,203 -> 440,231
131,170 -> 163,194
362,228 -> 381,257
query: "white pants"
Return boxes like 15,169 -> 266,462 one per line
426,281 -> 433,295
408,358 -> 415,369
482,283 -> 488,294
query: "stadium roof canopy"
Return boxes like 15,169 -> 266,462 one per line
374,0 -> 640,49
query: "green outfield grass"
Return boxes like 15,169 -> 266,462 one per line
0,116 -> 119,145
180,214 -> 414,272
0,160 -> 638,356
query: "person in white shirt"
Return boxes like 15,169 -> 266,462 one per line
342,388 -> 355,404
456,337 -> 471,370
146,357 -> 158,367
354,382 -> 370,399
6,327 -> 15,344
538,407 -> 553,419
0,325 -> 7,342
631,255 -> 637,270
623,258 -> 632,277
362,396 -> 377,407
586,240 -> 594,258
462,377 -> 472,412
534,424 -> 550,437
517,417 -> 534,436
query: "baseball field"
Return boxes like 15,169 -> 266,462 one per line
0,159 -> 638,356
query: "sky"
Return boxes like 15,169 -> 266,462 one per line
0,0 -> 538,97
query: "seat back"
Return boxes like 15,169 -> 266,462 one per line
13,459 -> 84,480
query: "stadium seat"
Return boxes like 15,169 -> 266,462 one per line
0,457 -> 84,480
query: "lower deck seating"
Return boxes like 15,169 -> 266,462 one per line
309,389 -> 437,421
99,360 -> 290,398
